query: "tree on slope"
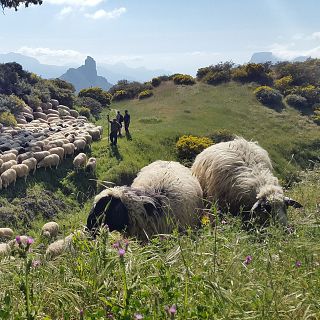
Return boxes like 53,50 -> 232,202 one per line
1,0 -> 42,10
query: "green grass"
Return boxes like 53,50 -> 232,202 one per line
0,81 -> 320,319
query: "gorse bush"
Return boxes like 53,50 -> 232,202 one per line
109,80 -> 152,99
203,70 -> 231,85
274,75 -> 293,93
138,90 -> 153,100
151,77 -> 161,87
176,135 -> 213,161
173,74 -> 196,85
232,63 -> 272,85
112,90 -> 129,101
78,87 -> 111,106
285,94 -> 308,110
254,86 -> 283,107
75,97 -> 102,118
0,111 -> 17,126
197,62 -> 234,84
208,129 -> 235,143
0,94 -> 27,115
77,107 -> 91,118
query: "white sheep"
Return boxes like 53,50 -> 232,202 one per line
73,139 -> 86,151
85,157 -> 96,173
73,153 -> 87,171
1,168 -> 17,188
62,143 -> 75,158
33,151 -> 50,162
22,157 -> 37,174
0,228 -> 14,239
191,137 -> 302,225
41,221 -> 59,238
1,152 -> 16,162
37,154 -> 60,170
87,160 -> 204,240
49,147 -> 64,161
0,160 -> 17,174
0,243 -> 10,257
11,164 -> 29,182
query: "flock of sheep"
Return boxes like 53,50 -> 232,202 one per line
0,99 -> 101,189
0,121 -> 303,258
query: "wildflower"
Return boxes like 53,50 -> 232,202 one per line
27,237 -> 34,245
295,260 -> 302,267
32,260 -> 41,268
221,219 -> 228,225
118,248 -> 125,257
201,215 -> 210,226
244,255 -> 253,265
107,313 -> 114,319
79,309 -> 84,316
168,304 -> 177,315
112,241 -> 120,249
134,313 -> 143,319
16,236 -> 21,244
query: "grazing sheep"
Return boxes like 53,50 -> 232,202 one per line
1,152 -> 16,162
33,151 -> 50,162
191,137 -> 302,225
17,152 -> 34,163
0,228 -> 14,239
49,147 -> 64,161
74,139 -> 86,151
0,160 -> 17,174
73,153 -> 87,171
37,154 -> 60,170
1,168 -> 17,188
41,222 -> 59,238
62,143 -> 75,158
87,160 -> 204,240
22,157 -> 37,174
11,164 -> 30,181
0,243 -> 10,257
85,157 -> 96,173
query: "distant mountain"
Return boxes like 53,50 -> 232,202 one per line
250,52 -> 310,64
60,56 -> 112,92
0,52 -> 67,78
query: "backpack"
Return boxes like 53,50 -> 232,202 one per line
119,114 -> 124,123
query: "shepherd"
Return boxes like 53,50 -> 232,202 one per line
107,115 -> 121,146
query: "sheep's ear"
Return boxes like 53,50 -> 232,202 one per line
284,197 -> 303,209
250,199 -> 263,213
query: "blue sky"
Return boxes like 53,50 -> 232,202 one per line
1,0 -> 320,74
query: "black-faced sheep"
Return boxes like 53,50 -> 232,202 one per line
191,137 -> 302,225
86,160 -> 204,239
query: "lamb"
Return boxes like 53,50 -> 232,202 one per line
86,160 -> 204,240
191,137 -> 302,225
0,228 -> 14,239
22,157 -> 37,174
73,153 -> 87,171
85,157 -> 96,173
1,168 -> 16,188
41,221 -> 59,238
37,154 -> 60,170
11,164 -> 30,182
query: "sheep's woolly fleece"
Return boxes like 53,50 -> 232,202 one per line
191,137 -> 283,211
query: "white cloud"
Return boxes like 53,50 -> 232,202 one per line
309,32 -> 320,40
57,6 -> 73,18
85,7 -> 126,20
46,0 -> 104,7
17,46 -> 86,65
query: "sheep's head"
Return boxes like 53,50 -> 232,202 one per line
251,196 -> 302,225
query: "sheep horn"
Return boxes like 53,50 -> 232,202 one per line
250,198 -> 263,213
284,197 -> 303,208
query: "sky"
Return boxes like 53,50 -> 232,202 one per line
1,0 -> 320,74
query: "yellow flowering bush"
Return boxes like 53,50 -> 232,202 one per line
112,90 -> 129,101
176,135 -> 213,161
173,74 -> 196,85
138,90 -> 153,100
0,111 -> 17,127
254,86 -> 283,107
274,75 -> 293,93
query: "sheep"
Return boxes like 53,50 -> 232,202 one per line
49,147 -> 64,161
1,152 -> 16,162
86,160 -> 204,240
37,154 -> 60,170
22,157 -> 37,174
191,137 -> 302,226
73,153 -> 87,171
85,157 -> 96,173
17,152 -> 34,163
62,143 -> 75,158
41,221 -> 59,238
0,160 -> 17,174
33,151 -> 50,162
11,164 -> 30,181
1,168 -> 17,188
0,228 -> 14,239
73,139 -> 86,151
0,243 -> 10,257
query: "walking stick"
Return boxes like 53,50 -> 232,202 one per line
107,114 -> 110,145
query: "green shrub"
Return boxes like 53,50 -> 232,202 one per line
197,62 -> 234,81
274,75 -> 293,93
112,90 -> 129,101
75,96 -> 102,118
254,86 -> 283,107
78,87 -> 111,106
138,90 -> 153,100
173,74 -> 196,85
77,107 -> 91,119
231,68 -> 248,83
203,70 -> 231,85
208,129 -> 235,143
176,135 -> 213,161
151,77 -> 161,87
291,85 -> 320,106
232,63 -> 272,85
285,94 -> 308,109
0,111 -> 17,126
313,107 -> 320,125
0,94 -> 27,115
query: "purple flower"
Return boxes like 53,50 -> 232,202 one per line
112,241 -> 120,249
168,304 -> 177,315
79,309 -> 84,316
295,260 -> 302,267
27,237 -> 34,245
118,248 -> 125,257
16,236 -> 21,244
244,255 -> 253,265
134,314 -> 143,319
32,260 -> 41,268
107,313 -> 114,319
221,220 -> 227,225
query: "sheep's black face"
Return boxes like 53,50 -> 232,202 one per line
86,195 -> 129,236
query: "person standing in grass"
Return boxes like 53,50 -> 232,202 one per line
107,115 -> 121,146
124,110 -> 131,135
116,110 -> 124,136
